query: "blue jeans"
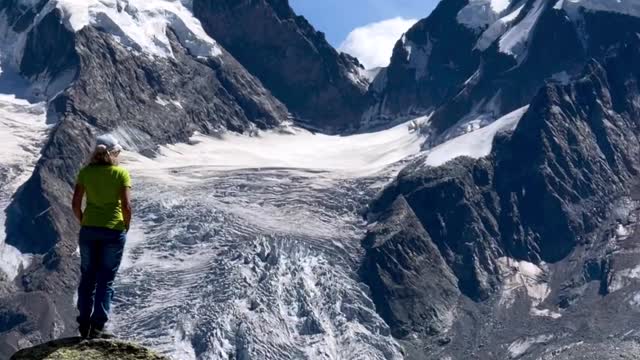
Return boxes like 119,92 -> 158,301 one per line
77,226 -> 126,329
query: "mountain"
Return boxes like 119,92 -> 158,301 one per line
193,0 -> 370,132
3,0 -> 640,359
0,0 -> 377,356
367,0 -> 640,138
360,1 -> 640,358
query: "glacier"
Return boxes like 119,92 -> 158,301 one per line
106,122 -> 425,359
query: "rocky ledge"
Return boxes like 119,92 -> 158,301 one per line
10,338 -> 167,360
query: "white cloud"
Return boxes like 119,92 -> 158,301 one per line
339,17 -> 418,69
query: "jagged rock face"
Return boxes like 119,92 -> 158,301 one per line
361,196 -> 460,338
193,0 -> 369,132
10,338 -> 168,360
0,2 -> 288,355
364,36 -> 640,357
365,0 -> 481,122
369,0 -> 640,136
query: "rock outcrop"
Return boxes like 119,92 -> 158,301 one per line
361,196 -> 460,338
362,32 -> 640,358
193,0 -> 369,132
10,338 -> 167,360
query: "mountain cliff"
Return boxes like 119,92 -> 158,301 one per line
193,0 -> 370,132
367,0 -> 640,139
362,9 -> 640,359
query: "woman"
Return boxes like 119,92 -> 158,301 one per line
72,134 -> 132,339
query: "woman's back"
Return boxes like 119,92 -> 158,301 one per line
77,164 -> 131,231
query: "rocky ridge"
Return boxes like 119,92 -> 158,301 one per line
362,26 -> 640,359
367,0 -> 640,140
193,0 -> 370,132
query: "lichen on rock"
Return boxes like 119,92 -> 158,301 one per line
10,338 -> 167,360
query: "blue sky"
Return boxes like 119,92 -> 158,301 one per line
289,0 -> 439,47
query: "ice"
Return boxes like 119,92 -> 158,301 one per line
424,106 -> 528,167
33,0 -> 222,58
105,119 -> 424,359
111,179 -> 405,359
475,4 -> 525,51
122,118 -> 425,179
499,0 -> 546,61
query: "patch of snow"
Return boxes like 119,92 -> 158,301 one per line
530,308 -> 562,319
346,67 -> 370,89
424,106 -> 528,167
457,0 -> 502,30
508,335 -> 554,358
497,257 -> 550,308
154,97 -> 169,106
121,118 -> 425,179
38,0 -> 222,58
499,0 -> 546,62
609,265 -> 640,293
109,125 -> 154,153
475,4 -> 525,51
616,223 -> 631,239
491,0 -> 512,13
154,96 -> 183,108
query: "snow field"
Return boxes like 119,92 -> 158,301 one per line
122,118 -> 426,180
424,106 -> 528,167
31,0 -> 222,58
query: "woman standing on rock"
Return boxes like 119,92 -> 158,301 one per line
72,135 -> 132,339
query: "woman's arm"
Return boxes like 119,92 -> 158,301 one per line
72,184 -> 85,223
120,187 -> 132,231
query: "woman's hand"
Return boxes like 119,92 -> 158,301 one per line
120,187 -> 132,231
72,184 -> 85,223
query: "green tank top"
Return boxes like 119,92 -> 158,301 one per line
76,165 -> 132,231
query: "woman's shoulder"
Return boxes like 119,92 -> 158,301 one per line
111,165 -> 130,175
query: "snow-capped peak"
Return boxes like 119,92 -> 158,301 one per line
36,0 -> 222,58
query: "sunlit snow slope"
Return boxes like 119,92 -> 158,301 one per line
110,122 -> 424,360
